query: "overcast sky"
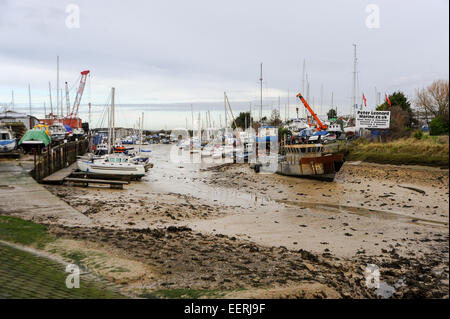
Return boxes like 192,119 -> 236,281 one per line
0,0 -> 448,129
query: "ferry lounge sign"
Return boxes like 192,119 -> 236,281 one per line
356,110 -> 390,129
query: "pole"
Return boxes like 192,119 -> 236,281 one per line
56,56 -> 60,117
65,82 -> 70,116
48,82 -> 53,115
224,92 -> 227,129
111,87 -> 115,151
302,59 -> 306,94
259,62 -> 263,122
287,89 -> 290,121
352,44 -> 357,118
28,84 -> 32,116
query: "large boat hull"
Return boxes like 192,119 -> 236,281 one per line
276,153 -> 344,181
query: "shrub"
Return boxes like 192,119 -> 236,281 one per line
413,130 -> 423,140
429,116 -> 449,136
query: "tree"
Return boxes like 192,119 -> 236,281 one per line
269,109 -> 282,127
415,79 -> 449,127
327,108 -> 337,119
231,112 -> 252,130
429,116 -> 449,136
376,91 -> 415,128
278,127 -> 292,142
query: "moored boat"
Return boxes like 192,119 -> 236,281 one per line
0,127 -> 17,153
276,144 -> 344,181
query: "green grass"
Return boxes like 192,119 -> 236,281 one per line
143,288 -> 229,299
346,136 -> 449,167
0,216 -> 55,248
61,251 -> 88,264
0,242 -> 124,299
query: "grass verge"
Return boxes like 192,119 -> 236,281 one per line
0,215 -> 55,248
346,136 -> 449,167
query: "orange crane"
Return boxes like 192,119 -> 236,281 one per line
62,70 -> 90,128
296,93 -> 327,131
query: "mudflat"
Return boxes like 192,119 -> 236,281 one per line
34,144 -> 448,298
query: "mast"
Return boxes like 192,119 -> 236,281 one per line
65,82 -> 70,116
139,112 -> 143,153
352,44 -> 358,118
48,82 -> 53,115
224,92 -> 227,129
287,89 -> 290,121
11,90 -> 14,111
28,84 -> 32,116
88,102 -> 91,124
56,56 -> 60,117
111,87 -> 115,150
191,104 -> 194,131
331,91 -> 334,111
302,59 -> 306,93
259,63 -> 263,122
60,89 -> 63,117
107,105 -> 111,154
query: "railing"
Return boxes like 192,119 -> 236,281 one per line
32,139 -> 89,182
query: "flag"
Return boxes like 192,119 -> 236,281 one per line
362,93 -> 367,107
385,94 -> 391,107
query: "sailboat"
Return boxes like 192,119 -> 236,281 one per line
77,88 -> 146,179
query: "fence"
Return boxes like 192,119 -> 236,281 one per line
32,139 -> 89,182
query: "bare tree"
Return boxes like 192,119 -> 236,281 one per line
415,79 -> 449,121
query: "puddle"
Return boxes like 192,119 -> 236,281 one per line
276,199 -> 448,228
376,281 -> 396,298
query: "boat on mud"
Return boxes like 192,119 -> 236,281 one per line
77,154 -> 146,179
276,144 -> 344,181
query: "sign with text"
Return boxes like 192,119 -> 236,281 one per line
356,110 -> 390,129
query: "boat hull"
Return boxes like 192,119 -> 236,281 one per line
276,153 -> 344,181
77,159 -> 145,177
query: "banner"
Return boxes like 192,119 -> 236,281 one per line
356,110 -> 390,129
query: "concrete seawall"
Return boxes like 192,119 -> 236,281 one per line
0,159 -> 91,226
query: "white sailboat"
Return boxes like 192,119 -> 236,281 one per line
77,87 -> 146,178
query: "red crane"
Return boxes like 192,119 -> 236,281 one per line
69,70 -> 90,118
296,93 -> 327,131
63,70 -> 90,129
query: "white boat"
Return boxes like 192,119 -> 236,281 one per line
48,123 -> 66,142
0,128 -> 16,152
72,127 -> 85,138
77,154 -> 146,178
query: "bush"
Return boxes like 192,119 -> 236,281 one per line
413,130 -> 424,140
429,116 -> 449,136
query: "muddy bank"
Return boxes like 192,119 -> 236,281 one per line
46,224 -> 449,298
40,145 -> 449,298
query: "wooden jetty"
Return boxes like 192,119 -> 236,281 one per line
42,162 -> 78,184
64,177 -> 128,189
